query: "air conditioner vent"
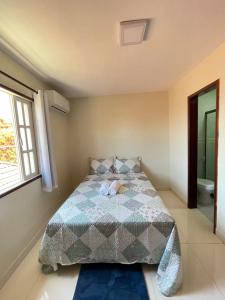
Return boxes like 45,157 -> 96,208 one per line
45,90 -> 70,114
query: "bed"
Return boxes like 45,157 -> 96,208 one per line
39,172 -> 182,296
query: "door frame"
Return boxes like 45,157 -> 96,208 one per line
188,79 -> 219,233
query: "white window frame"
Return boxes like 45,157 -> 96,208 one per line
13,96 -> 39,180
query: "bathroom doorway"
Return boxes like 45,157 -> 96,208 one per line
188,80 -> 219,233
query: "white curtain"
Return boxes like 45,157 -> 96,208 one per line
34,90 -> 58,192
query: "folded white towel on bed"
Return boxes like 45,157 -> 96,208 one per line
99,182 -> 111,196
109,180 -> 121,196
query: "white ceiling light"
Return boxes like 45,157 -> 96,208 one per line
120,19 -> 149,46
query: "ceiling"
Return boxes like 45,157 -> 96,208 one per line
1,0 -> 225,98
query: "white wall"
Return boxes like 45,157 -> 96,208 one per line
168,41 -> 225,239
69,92 -> 169,190
0,50 -> 73,287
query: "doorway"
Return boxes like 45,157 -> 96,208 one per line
188,80 -> 219,233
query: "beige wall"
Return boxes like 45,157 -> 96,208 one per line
168,41 -> 225,239
69,92 -> 169,190
0,50 -> 73,287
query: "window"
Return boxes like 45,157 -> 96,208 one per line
0,88 -> 39,194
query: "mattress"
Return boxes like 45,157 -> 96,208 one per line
39,172 -> 182,296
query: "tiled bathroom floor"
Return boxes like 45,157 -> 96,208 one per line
198,202 -> 214,223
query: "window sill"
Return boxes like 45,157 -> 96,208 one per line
0,174 -> 42,198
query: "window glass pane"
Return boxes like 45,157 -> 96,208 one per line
23,103 -> 30,126
29,152 -> 35,173
23,153 -> 30,176
26,128 -> 32,150
16,101 -> 24,125
0,90 -> 22,193
20,128 -> 27,151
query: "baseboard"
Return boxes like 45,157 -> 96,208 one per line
170,188 -> 187,206
156,186 -> 170,191
0,204 -> 59,289
216,227 -> 225,244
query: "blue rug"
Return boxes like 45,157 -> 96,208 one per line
73,263 -> 149,300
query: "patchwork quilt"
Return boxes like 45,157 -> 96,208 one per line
39,172 -> 182,296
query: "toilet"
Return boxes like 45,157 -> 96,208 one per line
197,178 -> 214,205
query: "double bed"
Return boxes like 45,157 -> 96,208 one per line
39,171 -> 182,296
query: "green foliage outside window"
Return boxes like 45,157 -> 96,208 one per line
0,118 -> 17,164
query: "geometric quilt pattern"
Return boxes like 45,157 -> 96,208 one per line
114,158 -> 141,174
89,158 -> 114,174
39,171 -> 182,296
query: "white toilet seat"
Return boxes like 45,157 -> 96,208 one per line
197,178 -> 214,192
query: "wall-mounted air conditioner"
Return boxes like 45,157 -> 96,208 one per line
44,90 -> 70,114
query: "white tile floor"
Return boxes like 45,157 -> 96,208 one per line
1,190 -> 225,300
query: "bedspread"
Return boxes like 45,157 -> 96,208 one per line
39,172 -> 182,296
